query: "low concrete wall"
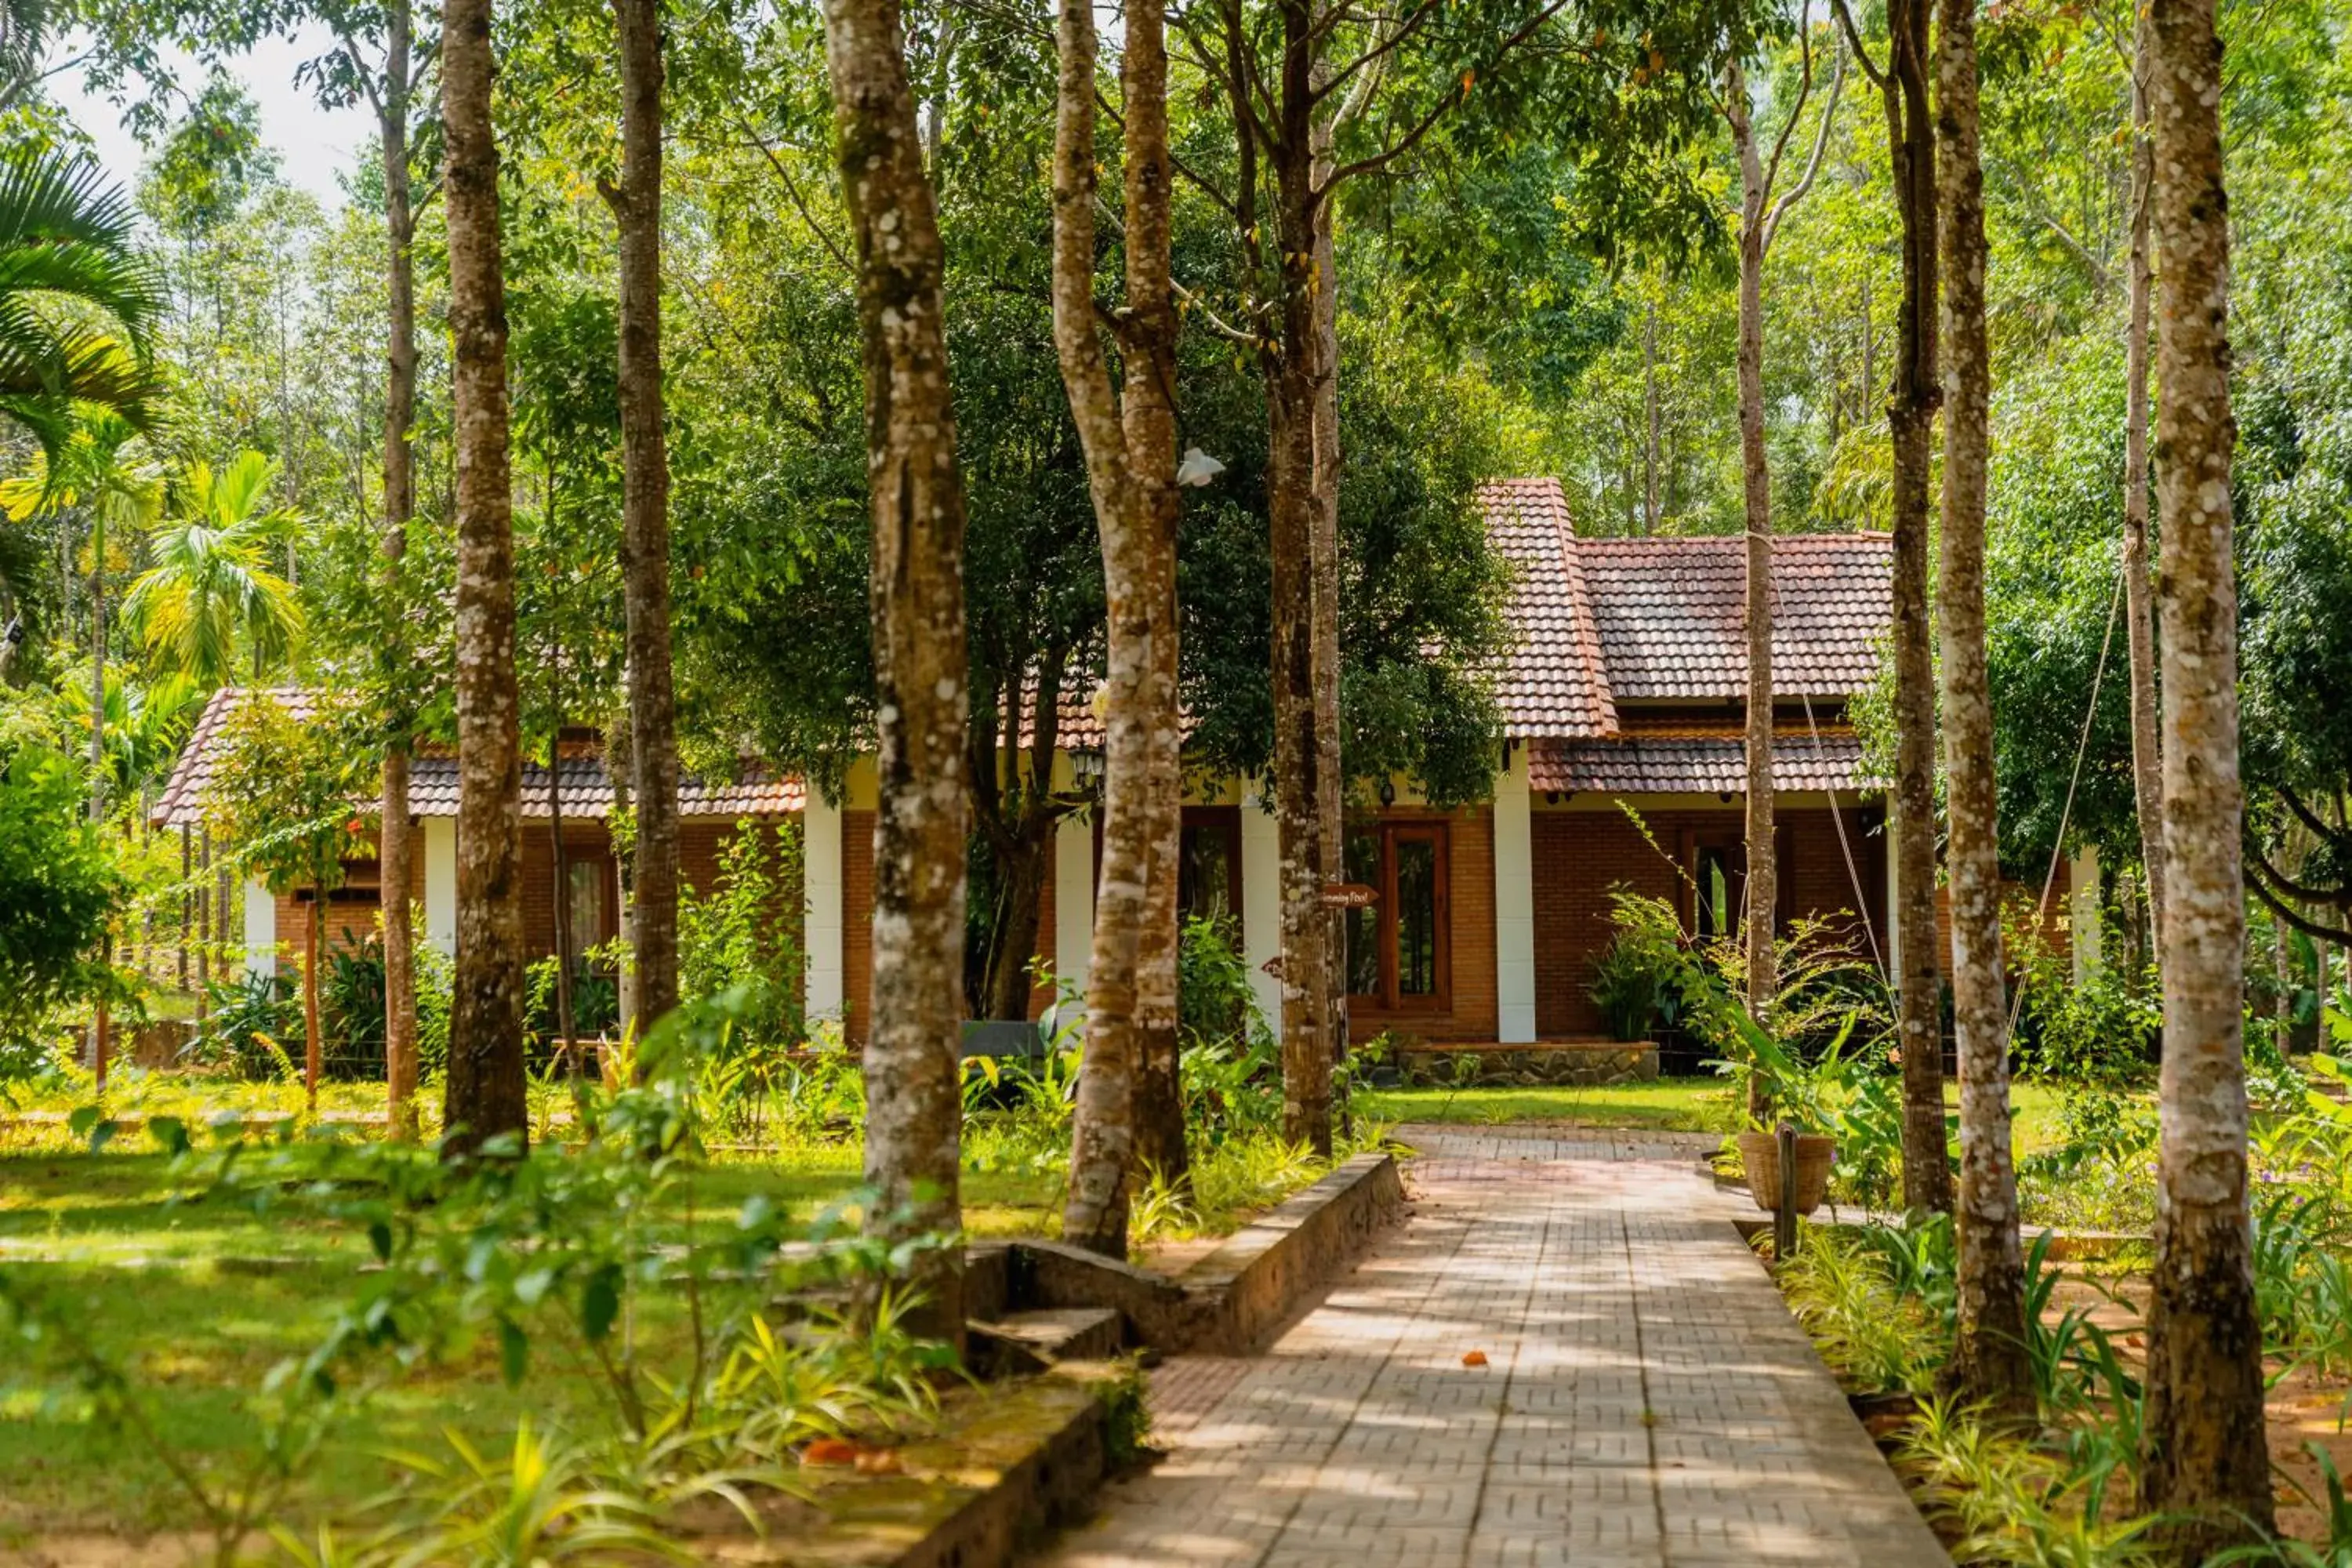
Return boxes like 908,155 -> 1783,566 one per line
1173,1151 -> 1406,1352
1397,1041 -> 1658,1087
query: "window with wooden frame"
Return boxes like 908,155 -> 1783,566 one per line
1343,821 -> 1450,1011
1677,825 -> 1792,941
1177,807 -> 1243,926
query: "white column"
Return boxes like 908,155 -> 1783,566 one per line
1052,810 -> 1094,1029
423,816 -> 457,958
1241,786 -> 1283,1033
242,878 -> 278,978
2070,847 -> 2103,983
803,785 -> 845,1023
1492,749 -> 1538,1043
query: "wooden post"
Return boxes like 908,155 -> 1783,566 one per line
1774,1118 -> 1798,1261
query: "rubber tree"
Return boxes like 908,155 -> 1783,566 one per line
819,0 -> 971,1341
1834,0 -> 1951,1215
1049,0 -> 1185,1254
2136,0 -> 2272,1544
2121,14 -> 2164,949
1719,17 -> 1839,1121
1934,0 -> 2029,1411
601,0 -> 683,1046
441,0 -> 529,1156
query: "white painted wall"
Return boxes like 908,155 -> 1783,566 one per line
2070,847 -> 2103,983
242,877 -> 278,977
1492,748 -> 1538,1043
1240,786 -> 1283,1033
423,816 -> 457,958
1051,809 -> 1094,1031
803,786 -> 845,1024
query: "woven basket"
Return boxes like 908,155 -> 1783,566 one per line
1737,1131 -> 1836,1215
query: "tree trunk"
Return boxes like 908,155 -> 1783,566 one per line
88,514 -> 103,826
1127,0 -> 1188,1191
441,0 -> 529,1156
549,742 -> 578,1057
2122,20 -> 2166,949
379,0 -> 421,1136
1936,0 -> 2031,1410
2275,910 -> 2292,1053
2137,0 -> 2271,1543
1852,0 -> 1953,1216
607,0 -> 682,1045
1050,0 -> 1184,1250
1644,298 -> 1661,534
304,893 -> 322,1110
983,831 -> 1047,1021
822,0 -> 969,1337
1309,73 -> 1348,1149
1727,64 -> 1777,1130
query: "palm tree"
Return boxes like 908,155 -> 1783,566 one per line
121,452 -> 303,684
0,145 -> 162,452
0,410 -> 163,818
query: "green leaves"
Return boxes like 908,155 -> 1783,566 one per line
579,1263 -> 622,1344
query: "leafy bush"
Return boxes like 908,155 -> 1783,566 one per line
679,818 -> 805,1049
1777,1223 -> 1944,1394
1177,914 -> 1255,1049
1586,926 -> 1682,1043
320,932 -> 386,1080
2008,903 -> 2157,1089
188,969 -> 302,1080
0,742 -> 125,1058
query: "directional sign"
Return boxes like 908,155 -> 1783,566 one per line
1319,883 -> 1380,909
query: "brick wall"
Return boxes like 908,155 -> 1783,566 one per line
1530,804 -> 1888,1037
1348,804 -> 1499,1046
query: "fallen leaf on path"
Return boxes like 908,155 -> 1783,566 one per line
1462,1350 -> 1489,1367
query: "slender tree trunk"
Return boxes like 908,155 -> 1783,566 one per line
1051,0 -> 1184,1248
1728,65 -> 1777,1129
2138,0 -> 2271,1542
197,831 -> 212,1023
2275,911 -> 2293,1053
378,0 -> 421,1135
1851,0 -> 1953,1214
1644,298 -> 1662,533
1936,0 -> 2031,1410
304,894 -> 322,1109
607,689 -> 637,1033
2122,22 -> 2166,947
606,0 -> 681,1045
1128,0 -> 1188,1189
441,0 -> 529,1156
1308,79 -> 1348,1144
178,826 -> 191,992
822,0 -> 969,1335
550,742 -> 578,1057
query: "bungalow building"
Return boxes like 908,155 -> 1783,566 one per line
154,477 -> 2093,1047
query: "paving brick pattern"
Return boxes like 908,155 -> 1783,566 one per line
1046,1126 -> 1947,1568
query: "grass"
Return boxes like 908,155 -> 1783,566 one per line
1362,1076 -> 1738,1131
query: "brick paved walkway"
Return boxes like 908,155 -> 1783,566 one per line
1044,1125 -> 1947,1568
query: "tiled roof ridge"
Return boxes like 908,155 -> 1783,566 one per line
1548,496 -> 1620,737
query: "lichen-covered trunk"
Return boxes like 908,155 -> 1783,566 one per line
2137,0 -> 2271,1544
1269,0 -> 1333,1156
1309,94 -> 1348,1132
378,0 -> 419,1136
549,749 -> 578,1053
1124,0 -> 1189,1191
1051,0 -> 1182,1250
2122,25 -> 2166,949
1936,0 -> 2031,1411
1869,0 -> 1952,1216
611,0 -> 681,1042
823,0 -> 968,1337
441,0 -> 529,1156
1729,71 -> 1777,1128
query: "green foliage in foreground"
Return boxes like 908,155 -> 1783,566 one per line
0,743 -> 125,1061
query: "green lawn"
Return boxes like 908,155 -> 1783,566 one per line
1363,1074 -> 2083,1155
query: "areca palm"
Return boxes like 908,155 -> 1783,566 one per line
0,144 -> 163,452
122,451 -> 304,684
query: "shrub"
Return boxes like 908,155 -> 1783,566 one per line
1586,926 -> 1681,1043
188,969 -> 301,1080
0,743 -> 125,1058
679,818 -> 805,1049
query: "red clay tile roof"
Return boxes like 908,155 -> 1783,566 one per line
1526,729 -> 1871,795
1481,478 -> 1618,739
151,688 -> 802,828
1573,532 -> 1893,702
